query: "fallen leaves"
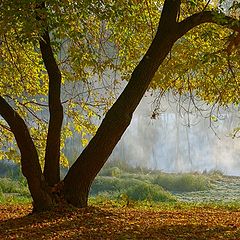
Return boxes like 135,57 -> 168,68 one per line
0,204 -> 240,239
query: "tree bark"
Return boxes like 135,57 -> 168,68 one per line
177,11 -> 240,37
63,0 -> 181,207
63,1 -> 240,207
1,0 -> 240,212
0,97 -> 53,211
40,31 -> 63,186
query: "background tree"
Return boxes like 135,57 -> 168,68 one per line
0,0 -> 239,212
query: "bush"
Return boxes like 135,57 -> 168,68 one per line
90,176 -> 176,203
125,182 -> 176,202
0,187 -> 3,198
0,178 -> 29,195
152,173 -> 211,192
99,167 -> 122,177
90,177 -> 122,195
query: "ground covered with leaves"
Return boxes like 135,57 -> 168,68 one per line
0,203 -> 240,239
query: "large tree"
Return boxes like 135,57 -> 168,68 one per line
0,0 -> 239,212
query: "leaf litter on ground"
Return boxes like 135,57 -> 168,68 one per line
0,203 -> 240,239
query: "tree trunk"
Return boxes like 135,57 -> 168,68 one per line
63,0 -> 181,207
40,31 -> 63,187
1,0 -> 239,212
0,97 -> 53,211
63,1 -> 240,207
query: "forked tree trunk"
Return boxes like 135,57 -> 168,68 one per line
0,0 -> 239,212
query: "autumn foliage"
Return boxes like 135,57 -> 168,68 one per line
0,204 -> 240,239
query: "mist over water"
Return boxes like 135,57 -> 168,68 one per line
109,94 -> 240,176
63,78 -> 240,176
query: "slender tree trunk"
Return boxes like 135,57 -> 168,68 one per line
0,97 -> 53,211
40,31 -> 63,187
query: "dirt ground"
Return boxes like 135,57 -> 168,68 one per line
0,204 -> 240,239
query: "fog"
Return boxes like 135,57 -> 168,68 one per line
62,77 -> 240,176
109,93 -> 240,176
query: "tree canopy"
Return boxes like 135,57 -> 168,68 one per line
0,0 -> 239,211
0,0 -> 239,164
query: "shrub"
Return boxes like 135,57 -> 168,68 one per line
90,176 -> 176,203
90,177 -> 122,195
125,182 -> 176,202
152,173 -> 211,192
0,187 -> 3,198
0,178 -> 29,195
0,178 -> 20,193
99,167 -> 122,177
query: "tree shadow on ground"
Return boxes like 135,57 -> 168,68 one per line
116,224 -> 240,240
0,205 -> 240,240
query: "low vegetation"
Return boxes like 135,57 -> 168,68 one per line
152,173 -> 211,192
0,163 -> 240,239
0,178 -> 30,204
91,163 -> 212,203
0,163 -> 237,206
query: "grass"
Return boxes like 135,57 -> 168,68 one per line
88,198 -> 240,211
152,173 -> 211,192
0,177 -> 31,204
0,195 -> 31,204
0,164 -> 239,239
0,165 -> 237,206
124,182 -> 176,202
90,176 -> 177,203
90,166 -> 212,203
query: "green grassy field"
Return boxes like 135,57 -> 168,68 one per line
1,168 -> 240,240
0,165 -> 240,206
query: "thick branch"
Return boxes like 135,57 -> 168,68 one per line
158,0 -> 181,30
40,31 -> 63,186
0,96 -> 52,210
0,96 -> 41,177
63,0 -> 182,207
63,2 -> 240,207
177,11 -> 240,38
